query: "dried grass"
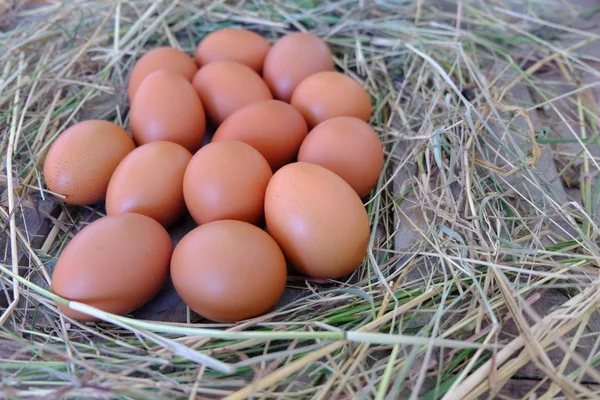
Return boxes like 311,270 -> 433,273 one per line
1,0 -> 599,399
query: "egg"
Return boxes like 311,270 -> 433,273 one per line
106,141 -> 192,227
171,220 -> 287,322
183,141 -> 272,225
129,70 -> 206,152
263,32 -> 334,102
298,117 -> 383,198
128,47 -> 198,102
195,28 -> 270,73
265,162 -> 370,279
51,213 -> 172,321
192,60 -> 272,124
290,71 -> 371,128
43,120 -> 135,205
212,100 -> 308,171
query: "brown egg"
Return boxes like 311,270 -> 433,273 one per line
128,47 -> 198,102
195,28 -> 270,73
171,220 -> 287,322
192,61 -> 272,124
291,71 -> 371,128
212,100 -> 308,171
106,141 -> 192,227
130,70 -> 206,152
43,120 -> 135,205
298,117 -> 383,198
265,162 -> 370,279
183,141 -> 272,225
263,32 -> 334,102
51,214 -> 172,321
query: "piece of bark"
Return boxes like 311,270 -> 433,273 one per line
0,190 -> 60,308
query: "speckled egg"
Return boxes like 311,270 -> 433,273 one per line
212,100 -> 308,171
298,117 -> 383,197
192,61 -> 272,124
183,141 -> 272,225
106,141 -> 192,227
129,70 -> 206,152
290,71 -> 371,128
265,162 -> 370,279
51,213 -> 172,321
263,32 -> 334,102
43,120 -> 135,205
128,47 -> 198,102
171,220 -> 287,323
195,28 -> 270,73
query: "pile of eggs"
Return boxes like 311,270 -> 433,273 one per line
45,29 -> 384,323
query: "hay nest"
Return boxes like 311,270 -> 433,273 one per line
1,1 -> 600,399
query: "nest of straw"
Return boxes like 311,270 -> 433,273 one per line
2,1 -> 600,399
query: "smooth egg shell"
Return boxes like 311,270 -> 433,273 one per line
183,141 -> 272,225
106,141 -> 192,227
43,120 -> 135,205
265,162 -> 370,279
291,71 -> 371,128
128,47 -> 198,102
171,220 -> 287,322
212,100 -> 308,171
263,32 -> 334,102
298,117 -> 383,198
192,60 -> 272,124
51,214 -> 172,321
130,70 -> 206,152
195,28 -> 270,73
